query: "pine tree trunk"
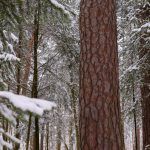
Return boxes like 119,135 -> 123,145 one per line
56,127 -> 61,150
140,41 -> 150,150
32,0 -> 40,149
33,116 -> 39,150
137,127 -> 141,150
72,88 -> 80,150
2,118 -> 8,150
79,0 -> 124,149
69,64 -> 80,150
22,32 -> 34,95
132,69 -> 138,150
69,119 -> 73,150
26,114 -> 32,150
14,1 -> 24,149
40,122 -> 45,150
137,3 -> 150,149
46,123 -> 49,150
24,20 -> 34,150
14,27 -> 22,150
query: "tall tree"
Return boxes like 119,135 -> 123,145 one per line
79,0 -> 124,149
15,1 -> 24,150
136,2 -> 150,150
32,0 -> 40,149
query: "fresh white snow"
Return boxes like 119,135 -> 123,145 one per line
0,40 -> 3,50
0,136 -> 13,150
0,53 -> 20,61
141,22 -> 150,28
0,91 -> 56,116
0,128 -> 21,144
0,104 -> 17,125
6,42 -> 14,53
49,0 -> 71,18
10,33 -> 18,42
132,22 -> 150,33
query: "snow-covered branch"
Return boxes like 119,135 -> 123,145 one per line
0,91 -> 56,116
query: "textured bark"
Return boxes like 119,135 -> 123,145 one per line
79,0 -> 124,150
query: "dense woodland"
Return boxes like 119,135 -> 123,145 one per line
0,0 -> 149,150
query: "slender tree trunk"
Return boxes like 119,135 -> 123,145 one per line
79,0 -> 124,149
120,96 -> 125,150
137,127 -> 141,150
56,128 -> 61,150
2,118 -> 8,150
133,127 -> 141,150
72,87 -> 80,150
46,123 -> 49,150
22,32 -> 34,95
141,44 -> 150,150
56,114 -> 62,150
26,114 -> 32,150
26,14 -> 40,148
69,119 -> 73,150
131,52 -> 138,150
33,116 -> 39,150
32,0 -> 40,150
14,28 -> 23,150
137,3 -> 150,150
3,88 -> 9,150
69,64 -> 80,150
14,1 -> 24,149
40,122 -> 45,150
24,24 -> 34,150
